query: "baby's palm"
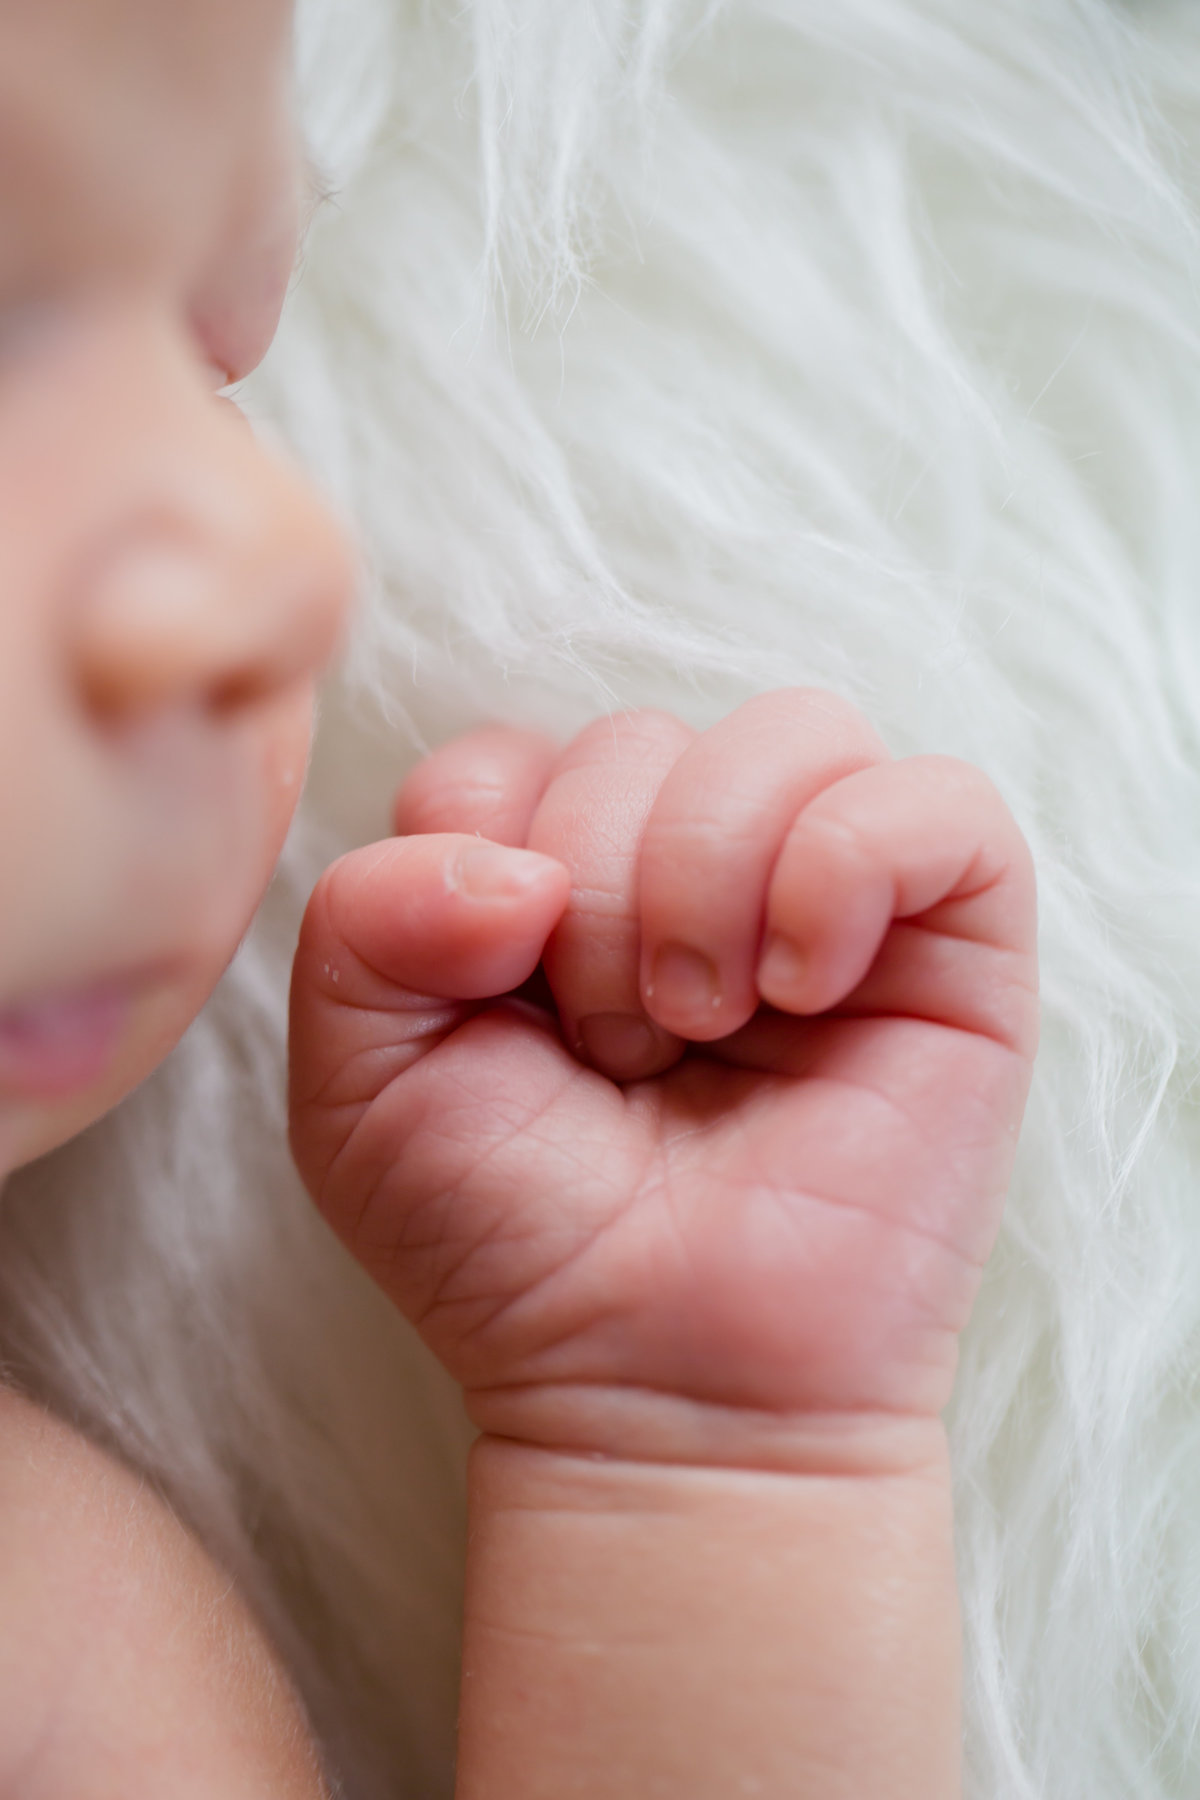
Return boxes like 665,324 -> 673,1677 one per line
290,695 -> 1036,1454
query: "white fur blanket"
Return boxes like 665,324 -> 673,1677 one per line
5,2 -> 1200,1794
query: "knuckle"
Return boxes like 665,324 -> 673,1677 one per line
558,708 -> 692,771
398,773 -> 503,831
733,686 -> 886,749
786,806 -> 872,878
920,752 -> 992,792
395,726 -> 553,821
643,807 -> 734,854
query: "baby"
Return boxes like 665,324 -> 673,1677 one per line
0,1 -> 1038,1796
0,0 -> 350,1791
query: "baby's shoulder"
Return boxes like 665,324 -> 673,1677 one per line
0,1388 -> 325,1799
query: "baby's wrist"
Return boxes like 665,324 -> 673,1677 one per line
458,1431 -> 962,1799
465,1381 -> 949,1480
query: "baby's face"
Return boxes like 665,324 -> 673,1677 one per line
0,0 -> 354,1174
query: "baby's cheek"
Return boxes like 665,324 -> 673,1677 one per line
2,689 -> 314,1179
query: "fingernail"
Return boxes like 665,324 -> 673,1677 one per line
454,842 -> 554,899
646,943 -> 721,1019
578,1012 -> 669,1080
757,933 -> 806,995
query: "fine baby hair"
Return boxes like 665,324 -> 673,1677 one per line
3,1 -> 1200,1796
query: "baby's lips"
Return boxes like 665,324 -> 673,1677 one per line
0,981 -> 133,1100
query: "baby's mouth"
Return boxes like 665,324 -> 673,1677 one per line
0,980 -> 135,1100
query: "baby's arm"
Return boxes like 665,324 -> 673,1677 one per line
456,1431 -> 958,1797
290,691 -> 1037,1797
0,1388 -> 326,1799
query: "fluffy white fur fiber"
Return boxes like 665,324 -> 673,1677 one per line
3,0 -> 1200,1793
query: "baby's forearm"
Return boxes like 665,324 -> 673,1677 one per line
455,1424 -> 961,1799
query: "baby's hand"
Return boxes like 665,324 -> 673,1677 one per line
289,693 -> 1037,1472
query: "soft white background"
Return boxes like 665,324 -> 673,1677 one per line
5,2 -> 1200,1794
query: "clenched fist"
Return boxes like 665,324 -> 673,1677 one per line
289,691 -> 1037,1475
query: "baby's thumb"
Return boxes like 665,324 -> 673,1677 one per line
288,833 -> 568,1197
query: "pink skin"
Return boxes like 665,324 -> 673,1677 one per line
0,0 -> 355,1179
290,691 -> 1038,1473
0,2 -> 354,1792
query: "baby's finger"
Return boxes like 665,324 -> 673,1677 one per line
756,756 -> 1038,1054
638,690 -> 887,1039
392,727 -> 559,846
527,710 -> 695,1080
289,834 -> 569,1198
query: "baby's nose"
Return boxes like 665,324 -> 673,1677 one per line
75,404 -> 355,721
